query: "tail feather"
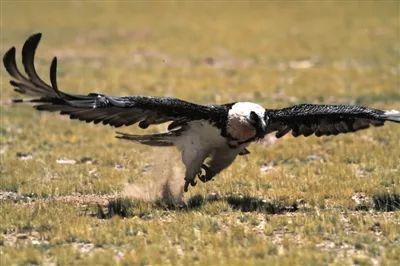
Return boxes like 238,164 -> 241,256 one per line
3,47 -> 31,83
116,131 -> 176,146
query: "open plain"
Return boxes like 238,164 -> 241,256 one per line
1,2 -> 399,265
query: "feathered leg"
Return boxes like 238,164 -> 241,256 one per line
198,147 -> 239,183
181,148 -> 209,192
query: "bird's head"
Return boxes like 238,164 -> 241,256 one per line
227,102 -> 268,141
249,110 -> 268,139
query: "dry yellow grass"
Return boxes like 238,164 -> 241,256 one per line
1,1 -> 399,265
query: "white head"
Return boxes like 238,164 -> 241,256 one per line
227,102 -> 268,141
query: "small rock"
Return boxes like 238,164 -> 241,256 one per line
88,169 -> 97,175
115,164 -> 124,170
260,162 -> 275,172
306,154 -> 323,162
355,167 -> 368,177
31,239 -> 41,245
16,152 -> 33,160
141,164 -> 152,172
56,158 -> 77,165
16,233 -> 28,239
289,59 -> 315,69
79,156 -> 95,164
0,191 -> 32,202
316,240 -> 335,250
352,192 -> 372,210
76,243 -> 95,253
115,251 -> 125,260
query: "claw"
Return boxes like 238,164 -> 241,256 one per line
184,181 -> 189,192
198,164 -> 214,183
184,164 -> 214,191
202,175 -> 213,182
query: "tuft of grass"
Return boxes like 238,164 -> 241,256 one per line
373,193 -> 400,212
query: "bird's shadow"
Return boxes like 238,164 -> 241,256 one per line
94,192 -> 400,219
96,194 -> 299,219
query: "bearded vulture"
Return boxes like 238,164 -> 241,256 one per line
4,33 -> 400,192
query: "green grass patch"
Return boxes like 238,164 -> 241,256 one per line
1,1 -> 399,265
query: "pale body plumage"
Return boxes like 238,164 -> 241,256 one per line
172,102 -> 267,190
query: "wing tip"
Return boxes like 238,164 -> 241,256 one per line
4,33 -> 42,74
22,32 -> 43,58
384,110 -> 400,123
3,47 -> 16,71
3,46 -> 16,61
27,32 -> 42,44
50,57 -> 61,95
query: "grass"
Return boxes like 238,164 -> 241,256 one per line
1,1 -> 399,265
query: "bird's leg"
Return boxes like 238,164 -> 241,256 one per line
183,165 -> 200,192
181,150 -> 209,192
198,164 -> 215,183
184,164 -> 212,191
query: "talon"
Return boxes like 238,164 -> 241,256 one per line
198,175 -> 207,183
198,164 -> 214,183
184,177 -> 197,192
184,181 -> 189,192
197,165 -> 209,182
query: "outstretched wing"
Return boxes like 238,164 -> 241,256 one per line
266,104 -> 400,138
3,33 -> 226,128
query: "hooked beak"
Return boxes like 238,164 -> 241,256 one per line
248,111 -> 268,139
255,119 -> 267,138
260,119 -> 267,132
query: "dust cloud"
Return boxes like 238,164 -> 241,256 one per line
121,148 -> 186,206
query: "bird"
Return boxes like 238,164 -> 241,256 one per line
3,33 -> 400,192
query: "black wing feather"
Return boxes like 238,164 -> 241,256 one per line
3,47 -> 30,83
3,33 -> 227,129
266,104 -> 398,138
21,33 -> 51,90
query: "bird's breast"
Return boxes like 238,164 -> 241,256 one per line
226,115 -> 256,142
173,120 -> 227,151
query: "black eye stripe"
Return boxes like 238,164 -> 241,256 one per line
250,111 -> 259,121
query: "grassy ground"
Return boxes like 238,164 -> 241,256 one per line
1,1 -> 399,265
